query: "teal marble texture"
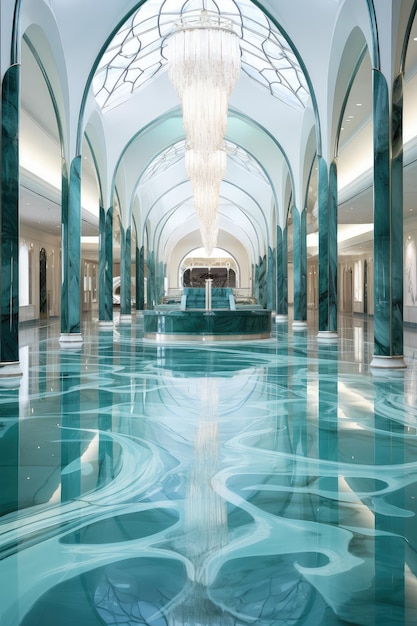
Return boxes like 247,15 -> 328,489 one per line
292,206 -> 306,323
120,225 -> 131,316
318,156 -> 329,332
267,246 -> 276,311
373,70 -> 404,357
138,246 -> 145,309
98,206 -> 106,320
329,161 -> 338,332
104,207 -> 113,320
143,309 -> 272,337
391,73 -> 404,355
2,315 -> 417,624
135,245 -> 140,310
300,207 -> 307,321
60,160 -> 69,333
61,156 -> 81,334
1,65 -> 20,363
147,250 -> 155,310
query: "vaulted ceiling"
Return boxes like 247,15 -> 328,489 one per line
16,0 -> 417,268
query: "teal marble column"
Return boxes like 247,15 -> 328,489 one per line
0,65 -> 21,379
120,225 -> 132,319
135,243 -> 140,310
371,71 -> 405,368
98,206 -> 113,325
0,390 -> 19,513
373,377 -> 405,622
147,250 -> 155,310
258,254 -> 267,308
317,157 -> 338,340
267,246 -> 275,311
276,227 -> 285,318
318,342 -> 339,525
329,161 -> 338,332
60,156 -> 83,346
292,207 -> 307,329
138,246 -> 145,309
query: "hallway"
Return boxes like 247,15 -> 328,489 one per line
1,313 -> 417,625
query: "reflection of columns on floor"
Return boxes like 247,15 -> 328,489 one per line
120,224 -> 132,322
317,156 -> 338,340
373,376 -> 405,624
138,246 -> 145,310
147,249 -> 155,311
97,329 -> 116,486
292,206 -> 307,330
267,246 -> 276,311
60,350 -> 81,502
135,242 -> 141,311
276,225 -> 288,321
0,64 -> 22,380
59,156 -> 83,346
371,70 -> 405,369
317,342 -> 339,526
99,206 -> 114,326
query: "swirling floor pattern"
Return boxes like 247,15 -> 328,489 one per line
1,313 -> 417,625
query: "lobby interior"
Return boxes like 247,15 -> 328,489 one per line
2,1 -> 417,624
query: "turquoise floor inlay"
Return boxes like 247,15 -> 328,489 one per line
1,313 -> 417,625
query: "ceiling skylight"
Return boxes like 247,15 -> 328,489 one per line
93,0 -> 310,111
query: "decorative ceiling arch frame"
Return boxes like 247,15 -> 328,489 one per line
226,110 -> 295,229
334,43 -> 369,159
116,108 -> 286,243
400,0 -> 417,73
250,0 -> 322,155
21,33 -> 65,158
145,178 -> 265,263
84,131 -> 104,208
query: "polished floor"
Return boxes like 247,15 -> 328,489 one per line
1,310 -> 417,625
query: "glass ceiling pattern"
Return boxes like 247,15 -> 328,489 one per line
140,139 -> 269,184
94,0 -> 310,111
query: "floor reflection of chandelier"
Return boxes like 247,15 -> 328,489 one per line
167,10 -> 240,255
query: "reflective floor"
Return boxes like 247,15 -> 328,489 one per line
1,311 -> 417,625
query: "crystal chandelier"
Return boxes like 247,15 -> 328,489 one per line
167,10 -> 240,254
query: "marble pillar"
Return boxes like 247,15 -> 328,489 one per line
120,225 -> 132,320
135,244 -> 140,310
98,206 -> 113,326
275,225 -> 289,320
318,157 -> 338,340
267,246 -> 276,311
138,246 -> 145,310
292,207 -> 307,329
0,65 -> 21,380
371,71 -> 405,368
147,250 -> 154,310
59,156 -> 83,346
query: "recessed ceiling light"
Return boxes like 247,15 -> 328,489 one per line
414,37 -> 417,41
341,127 -> 344,131
356,103 -> 362,106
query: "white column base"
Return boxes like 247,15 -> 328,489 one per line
119,314 -> 132,324
59,333 -> 83,348
292,320 -> 308,331
317,330 -> 339,342
370,355 -> 407,370
275,314 -> 288,324
0,362 -> 23,388
99,320 -> 114,329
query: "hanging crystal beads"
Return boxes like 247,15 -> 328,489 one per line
167,11 -> 240,254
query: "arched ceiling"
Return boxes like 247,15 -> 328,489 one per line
16,0 -> 417,269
